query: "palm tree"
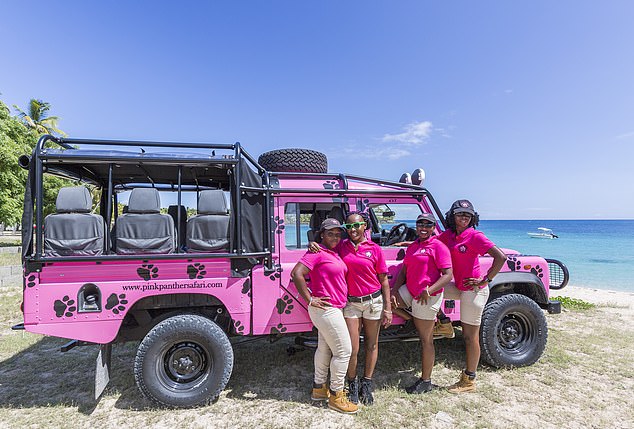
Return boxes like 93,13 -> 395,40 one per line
13,99 -> 67,136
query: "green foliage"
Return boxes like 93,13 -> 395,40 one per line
0,99 -> 71,226
551,295 -> 596,310
0,101 -> 35,226
13,99 -> 67,137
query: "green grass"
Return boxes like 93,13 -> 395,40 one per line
551,295 -> 596,310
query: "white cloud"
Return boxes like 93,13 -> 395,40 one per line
333,146 -> 411,160
616,131 -> 634,140
382,120 -> 433,145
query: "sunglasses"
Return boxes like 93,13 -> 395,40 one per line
416,222 -> 435,228
343,221 -> 366,230
455,212 -> 473,218
324,231 -> 342,238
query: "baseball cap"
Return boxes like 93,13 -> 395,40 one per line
450,199 -> 475,215
320,218 -> 344,230
416,213 -> 436,224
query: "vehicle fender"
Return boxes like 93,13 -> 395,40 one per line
489,272 -> 548,305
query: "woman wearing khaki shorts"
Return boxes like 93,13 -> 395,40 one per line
438,200 -> 507,393
391,213 -> 452,394
310,212 -> 391,405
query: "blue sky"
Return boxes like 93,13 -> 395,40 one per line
1,1 -> 633,219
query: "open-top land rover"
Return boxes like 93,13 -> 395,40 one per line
14,136 -> 567,407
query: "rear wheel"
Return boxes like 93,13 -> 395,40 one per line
480,293 -> 547,368
258,148 -> 328,173
134,314 -> 233,408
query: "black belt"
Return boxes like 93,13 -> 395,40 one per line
348,290 -> 382,303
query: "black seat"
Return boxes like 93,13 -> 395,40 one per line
115,188 -> 176,254
186,190 -> 230,252
44,186 -> 105,256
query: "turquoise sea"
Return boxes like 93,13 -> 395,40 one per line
476,220 -> 634,293
286,220 -> 634,292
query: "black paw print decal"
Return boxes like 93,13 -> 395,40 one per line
322,180 -> 340,190
269,264 -> 282,281
233,320 -> 245,335
273,216 -> 285,235
26,274 -> 36,288
241,279 -> 252,296
187,263 -> 206,279
105,293 -> 128,314
276,294 -> 295,314
270,323 -> 287,335
356,199 -> 370,212
396,249 -> 406,261
506,256 -> 521,272
137,264 -> 158,281
531,265 -> 544,278
53,296 -> 76,318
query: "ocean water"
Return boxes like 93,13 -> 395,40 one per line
284,220 -> 634,292
477,220 -> 634,292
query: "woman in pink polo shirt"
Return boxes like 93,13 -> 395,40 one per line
438,200 -> 506,393
309,211 -> 391,405
291,218 -> 358,414
391,212 -> 453,394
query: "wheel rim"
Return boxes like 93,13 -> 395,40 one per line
496,312 -> 536,357
158,341 -> 211,391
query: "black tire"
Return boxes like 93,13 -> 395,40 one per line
258,148 -> 328,173
480,293 -> 547,368
134,314 -> 233,408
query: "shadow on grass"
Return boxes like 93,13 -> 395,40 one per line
0,331 -> 472,413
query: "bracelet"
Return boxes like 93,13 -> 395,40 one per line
383,309 -> 392,314
426,287 -> 431,296
308,296 -> 313,306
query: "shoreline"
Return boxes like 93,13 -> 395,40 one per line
558,284 -> 634,307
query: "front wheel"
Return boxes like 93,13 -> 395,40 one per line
480,293 -> 547,368
134,314 -> 233,408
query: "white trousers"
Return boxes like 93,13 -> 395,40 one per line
308,306 -> 352,391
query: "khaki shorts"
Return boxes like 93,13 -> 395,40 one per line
397,285 -> 443,321
343,294 -> 384,320
443,281 -> 490,326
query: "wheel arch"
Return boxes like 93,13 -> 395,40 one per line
115,293 -> 233,342
489,272 -> 548,306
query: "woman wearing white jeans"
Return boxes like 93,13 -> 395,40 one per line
291,218 -> 357,414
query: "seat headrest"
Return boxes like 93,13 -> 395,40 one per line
328,206 -> 345,223
127,188 -> 161,214
198,190 -> 228,215
56,186 -> 93,213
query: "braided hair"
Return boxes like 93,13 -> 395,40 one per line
346,210 -> 370,226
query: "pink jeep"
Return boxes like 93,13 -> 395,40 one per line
14,136 -> 568,408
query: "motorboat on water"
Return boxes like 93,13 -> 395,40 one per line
527,227 -> 558,239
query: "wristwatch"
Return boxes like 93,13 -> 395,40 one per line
483,276 -> 493,283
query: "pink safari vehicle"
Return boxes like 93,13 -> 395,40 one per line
14,136 -> 568,408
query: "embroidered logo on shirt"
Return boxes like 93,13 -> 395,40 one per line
364,251 -> 373,258
419,248 -> 427,254
458,245 -> 468,253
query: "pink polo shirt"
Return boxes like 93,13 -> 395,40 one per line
299,244 -> 349,309
439,228 -> 495,291
403,236 -> 452,297
337,239 -> 388,297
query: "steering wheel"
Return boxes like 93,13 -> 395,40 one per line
385,223 -> 409,246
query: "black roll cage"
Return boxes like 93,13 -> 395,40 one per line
26,135 -> 445,273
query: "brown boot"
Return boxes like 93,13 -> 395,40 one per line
433,320 -> 455,339
328,389 -> 359,414
311,383 -> 329,401
447,371 -> 476,393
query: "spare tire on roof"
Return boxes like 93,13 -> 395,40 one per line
258,148 -> 328,173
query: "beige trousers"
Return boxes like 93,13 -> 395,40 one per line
308,306 -> 352,391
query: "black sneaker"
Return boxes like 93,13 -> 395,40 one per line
347,377 -> 359,404
405,378 -> 434,394
359,378 -> 374,405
